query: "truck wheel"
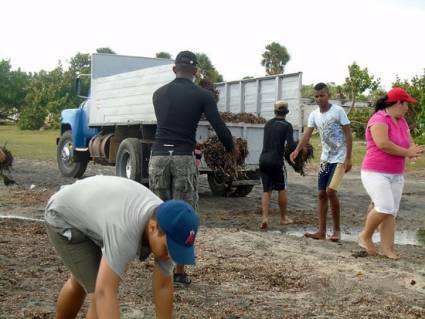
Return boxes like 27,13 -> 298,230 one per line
233,185 -> 254,197
57,130 -> 88,178
207,172 -> 232,197
116,138 -> 141,181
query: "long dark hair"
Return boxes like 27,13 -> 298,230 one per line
374,95 -> 399,113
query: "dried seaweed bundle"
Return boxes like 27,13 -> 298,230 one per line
0,146 -> 13,170
220,112 -> 266,124
200,111 -> 266,124
0,146 -> 16,185
284,143 -> 314,176
201,136 -> 248,178
197,81 -> 266,125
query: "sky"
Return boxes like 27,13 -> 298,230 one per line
1,0 -> 425,89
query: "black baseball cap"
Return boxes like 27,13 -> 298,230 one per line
175,50 -> 198,66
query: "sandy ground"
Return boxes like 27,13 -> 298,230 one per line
1,159 -> 425,318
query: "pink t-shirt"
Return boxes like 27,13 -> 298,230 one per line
361,110 -> 411,174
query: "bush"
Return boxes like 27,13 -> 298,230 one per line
414,132 -> 425,144
348,108 -> 373,139
393,72 -> 425,138
43,112 -> 61,130
18,104 -> 47,130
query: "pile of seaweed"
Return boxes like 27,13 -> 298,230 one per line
200,136 -> 248,178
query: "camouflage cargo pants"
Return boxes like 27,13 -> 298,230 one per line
148,155 -> 198,210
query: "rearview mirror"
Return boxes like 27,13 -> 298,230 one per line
75,74 -> 90,98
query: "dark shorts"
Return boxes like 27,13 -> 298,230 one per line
260,164 -> 287,192
318,162 -> 345,191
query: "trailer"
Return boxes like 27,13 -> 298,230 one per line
57,53 -> 303,196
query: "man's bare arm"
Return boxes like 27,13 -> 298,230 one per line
153,263 -> 173,319
342,124 -> 353,173
95,257 -> 121,319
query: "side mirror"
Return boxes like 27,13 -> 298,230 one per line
75,78 -> 82,96
75,76 -> 90,98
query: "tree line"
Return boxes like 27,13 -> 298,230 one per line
0,47 -> 227,130
301,63 -> 425,142
0,42 -> 424,142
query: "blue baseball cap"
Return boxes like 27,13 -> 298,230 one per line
156,200 -> 199,265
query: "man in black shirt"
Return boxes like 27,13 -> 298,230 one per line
259,100 -> 296,229
149,50 -> 236,286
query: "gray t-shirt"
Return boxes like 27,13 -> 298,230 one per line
307,104 -> 350,163
45,175 -> 174,277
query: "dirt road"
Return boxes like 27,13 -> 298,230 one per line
1,159 -> 424,318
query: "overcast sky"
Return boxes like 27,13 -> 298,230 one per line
1,0 -> 424,89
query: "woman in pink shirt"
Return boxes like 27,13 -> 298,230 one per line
358,87 -> 425,259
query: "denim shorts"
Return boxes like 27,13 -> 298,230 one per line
318,162 -> 345,191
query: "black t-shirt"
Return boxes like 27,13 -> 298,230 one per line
259,117 -> 295,167
152,78 -> 234,153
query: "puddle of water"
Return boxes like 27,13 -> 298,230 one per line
0,215 -> 44,222
1,215 -> 423,246
280,226 -> 424,246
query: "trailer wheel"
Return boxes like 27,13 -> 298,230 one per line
233,185 -> 254,197
116,138 -> 141,181
57,130 -> 88,178
207,172 -> 232,197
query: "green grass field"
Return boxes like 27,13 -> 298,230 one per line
0,125 -> 59,160
0,125 -> 424,170
308,134 -> 425,171
308,134 -> 366,167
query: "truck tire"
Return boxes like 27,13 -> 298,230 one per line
116,138 -> 141,181
233,185 -> 254,197
57,130 -> 88,178
207,172 -> 232,197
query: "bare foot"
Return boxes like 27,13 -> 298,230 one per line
260,221 -> 268,230
330,230 -> 340,242
379,250 -> 400,260
280,217 -> 293,225
304,232 -> 326,240
358,232 -> 377,255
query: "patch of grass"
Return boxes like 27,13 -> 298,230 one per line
405,155 -> 425,171
308,134 -> 366,167
0,125 -> 58,160
1,124 -> 425,170
417,229 -> 425,246
307,134 -> 425,170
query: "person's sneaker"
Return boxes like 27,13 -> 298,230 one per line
173,273 -> 191,287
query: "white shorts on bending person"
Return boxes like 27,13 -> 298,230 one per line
361,170 -> 405,217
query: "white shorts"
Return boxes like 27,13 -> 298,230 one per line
361,170 -> 404,217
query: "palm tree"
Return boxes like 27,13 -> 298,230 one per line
195,53 -> 223,83
261,42 -> 290,75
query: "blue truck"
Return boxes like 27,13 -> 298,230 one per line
57,53 -> 303,196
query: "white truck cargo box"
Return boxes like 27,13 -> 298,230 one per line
89,64 -> 175,126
